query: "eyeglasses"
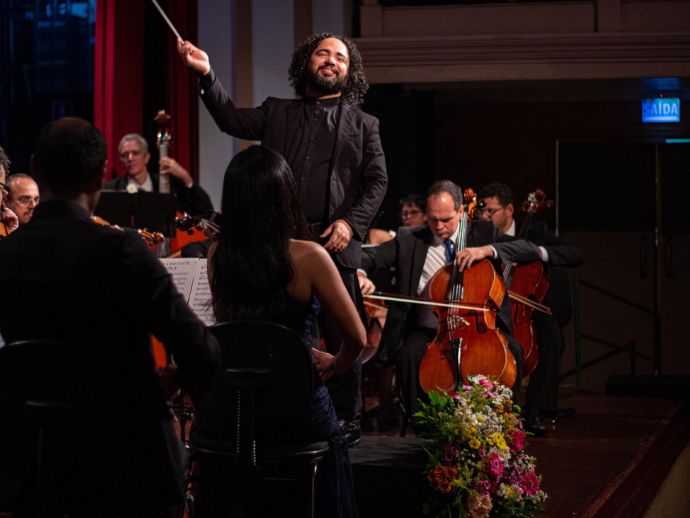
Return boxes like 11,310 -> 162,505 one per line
11,195 -> 40,205
477,207 -> 505,217
401,209 -> 422,218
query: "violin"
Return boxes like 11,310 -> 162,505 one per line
0,219 -> 10,239
509,189 -> 553,377
0,222 -> 10,239
91,215 -> 165,250
175,211 -> 222,242
1,200 -> 18,239
418,190 -> 516,396
362,298 -> 388,364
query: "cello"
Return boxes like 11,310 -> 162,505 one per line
418,190 -> 516,396
509,189 -> 553,377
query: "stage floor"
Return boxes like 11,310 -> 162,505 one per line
354,392 -> 690,517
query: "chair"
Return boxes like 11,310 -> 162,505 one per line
0,340 -> 109,516
187,321 -> 330,518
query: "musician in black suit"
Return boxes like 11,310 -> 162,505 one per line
477,182 -> 584,434
177,33 -> 387,430
0,117 -> 220,514
105,133 -> 213,215
358,180 -> 541,426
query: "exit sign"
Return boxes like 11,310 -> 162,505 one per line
642,98 -> 680,123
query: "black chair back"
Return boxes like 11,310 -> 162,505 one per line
188,321 -> 328,518
207,320 -> 315,432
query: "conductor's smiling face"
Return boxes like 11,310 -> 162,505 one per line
306,37 -> 349,96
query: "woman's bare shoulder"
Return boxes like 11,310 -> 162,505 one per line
289,239 -> 330,266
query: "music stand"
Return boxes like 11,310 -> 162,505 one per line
95,191 -> 177,237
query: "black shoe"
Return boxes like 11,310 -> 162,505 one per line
524,413 -> 548,436
338,419 -> 361,447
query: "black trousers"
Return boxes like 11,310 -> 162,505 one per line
319,266 -> 366,422
524,311 -> 565,414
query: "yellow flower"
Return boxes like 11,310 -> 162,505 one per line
492,433 -> 508,451
469,438 -> 481,449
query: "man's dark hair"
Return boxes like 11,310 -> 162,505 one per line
428,180 -> 463,210
399,193 -> 426,213
0,145 -> 9,175
32,117 -> 107,196
288,32 -> 369,105
477,181 -> 513,207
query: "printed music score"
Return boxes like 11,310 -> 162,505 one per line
160,258 -> 215,326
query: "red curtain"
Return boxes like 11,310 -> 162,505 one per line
94,0 -> 145,182
165,1 -> 199,182
94,0 -> 198,182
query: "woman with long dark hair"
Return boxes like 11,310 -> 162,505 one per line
194,145 -> 365,517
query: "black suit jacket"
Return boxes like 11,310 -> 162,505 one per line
0,201 -> 219,508
361,221 -> 541,362
201,75 -> 387,269
105,172 -> 214,216
516,217 -> 584,326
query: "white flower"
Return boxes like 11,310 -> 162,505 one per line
126,183 -> 138,194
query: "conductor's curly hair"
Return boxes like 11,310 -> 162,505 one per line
288,33 -> 369,106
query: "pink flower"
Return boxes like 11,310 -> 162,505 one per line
479,378 -> 494,391
487,451 -> 504,480
520,470 -> 540,495
443,443 -> 459,463
511,429 -> 526,451
474,479 -> 492,495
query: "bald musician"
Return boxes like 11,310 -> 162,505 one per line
5,174 -> 39,226
358,180 -> 541,431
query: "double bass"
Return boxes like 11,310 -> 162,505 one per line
154,110 -> 208,257
418,190 -> 516,395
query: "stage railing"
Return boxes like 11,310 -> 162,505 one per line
568,278 -> 657,389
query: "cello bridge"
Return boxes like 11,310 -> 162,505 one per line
447,314 -> 469,327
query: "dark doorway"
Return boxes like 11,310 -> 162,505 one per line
558,141 -> 690,388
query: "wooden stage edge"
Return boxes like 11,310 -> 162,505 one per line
351,392 -> 690,518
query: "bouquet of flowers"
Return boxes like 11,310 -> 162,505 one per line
415,375 -> 547,517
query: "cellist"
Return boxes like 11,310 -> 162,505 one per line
477,181 -> 584,435
358,180 -> 541,431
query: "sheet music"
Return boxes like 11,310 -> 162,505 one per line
160,258 -> 198,301
189,260 -> 214,327
160,258 -> 215,326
